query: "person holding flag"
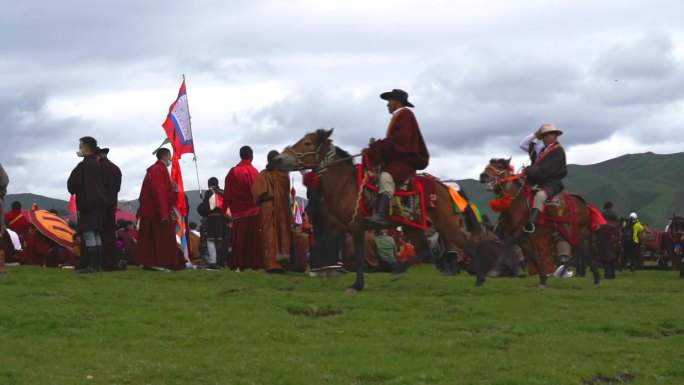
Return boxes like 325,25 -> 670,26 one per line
135,148 -> 183,270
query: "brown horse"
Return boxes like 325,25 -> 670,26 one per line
479,158 -> 604,286
276,128 -> 486,291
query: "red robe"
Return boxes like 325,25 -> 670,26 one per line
224,159 -> 262,270
367,108 -> 430,183
4,209 -> 30,235
135,160 -> 182,269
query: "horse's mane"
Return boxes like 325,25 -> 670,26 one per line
313,129 -> 355,167
489,157 -> 510,168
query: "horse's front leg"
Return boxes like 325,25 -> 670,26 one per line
347,231 -> 365,292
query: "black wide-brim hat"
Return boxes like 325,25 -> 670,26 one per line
380,89 -> 414,108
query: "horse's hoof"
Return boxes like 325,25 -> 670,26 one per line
346,287 -> 359,293
390,273 -> 404,281
538,284 -> 547,289
475,279 -> 485,287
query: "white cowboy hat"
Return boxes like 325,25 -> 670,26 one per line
535,124 -> 563,139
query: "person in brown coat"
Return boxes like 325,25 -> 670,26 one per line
366,89 -> 429,225
252,150 -> 291,273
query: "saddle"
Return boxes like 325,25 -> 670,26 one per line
357,158 -> 429,230
523,185 -> 581,245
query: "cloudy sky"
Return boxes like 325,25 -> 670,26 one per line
2,0 -> 683,202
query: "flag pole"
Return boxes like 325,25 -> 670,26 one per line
183,73 -> 203,199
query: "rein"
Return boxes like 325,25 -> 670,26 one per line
283,141 -> 361,174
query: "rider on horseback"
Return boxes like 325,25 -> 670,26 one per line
520,124 -> 572,277
365,89 -> 429,225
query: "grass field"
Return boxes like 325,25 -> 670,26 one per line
1,265 -> 683,385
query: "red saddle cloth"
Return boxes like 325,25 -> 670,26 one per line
522,185 -> 581,245
357,157 -> 429,230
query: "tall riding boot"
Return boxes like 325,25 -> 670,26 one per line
524,208 -> 541,233
94,247 -> 103,272
605,261 -> 615,279
370,194 -> 391,225
76,247 -> 95,274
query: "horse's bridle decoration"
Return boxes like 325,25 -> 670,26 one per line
283,138 -> 359,175
483,164 -> 525,212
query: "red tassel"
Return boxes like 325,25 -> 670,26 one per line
303,171 -> 321,189
489,194 -> 513,212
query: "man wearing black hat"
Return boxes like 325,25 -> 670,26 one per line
96,147 -> 123,270
365,89 -> 429,225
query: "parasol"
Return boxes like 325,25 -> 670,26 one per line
28,209 -> 76,248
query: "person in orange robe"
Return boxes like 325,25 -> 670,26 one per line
252,150 -> 291,273
224,146 -> 262,271
135,148 -> 183,270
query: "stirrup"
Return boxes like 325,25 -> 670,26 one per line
523,222 -> 535,234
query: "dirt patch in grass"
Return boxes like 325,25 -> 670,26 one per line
217,287 -> 252,297
286,305 -> 343,318
581,372 -> 636,384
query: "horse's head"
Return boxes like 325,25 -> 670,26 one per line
276,128 -> 334,172
479,158 -> 513,194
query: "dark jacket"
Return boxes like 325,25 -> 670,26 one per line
198,186 -> 226,239
525,143 -> 567,197
67,155 -> 108,232
100,158 -> 122,207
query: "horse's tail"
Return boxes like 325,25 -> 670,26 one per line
461,187 -> 481,234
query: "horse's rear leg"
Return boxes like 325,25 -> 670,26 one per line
453,232 -> 485,287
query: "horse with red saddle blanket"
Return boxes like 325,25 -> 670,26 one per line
480,158 -> 614,286
277,128 -> 487,291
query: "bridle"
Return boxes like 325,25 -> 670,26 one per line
283,139 -> 360,175
483,164 -> 525,200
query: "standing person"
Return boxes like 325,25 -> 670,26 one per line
623,212 -> 645,272
521,124 -> 572,278
197,177 -> 227,270
136,148 -> 183,271
0,161 -> 9,274
223,146 -> 262,271
303,171 -> 345,274
366,89 -> 429,225
67,136 -> 108,273
252,150 -> 291,273
96,147 -> 122,271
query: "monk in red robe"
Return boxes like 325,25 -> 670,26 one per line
135,148 -> 183,270
252,150 -> 291,273
224,146 -> 262,271
366,89 -> 429,225
4,201 -> 30,236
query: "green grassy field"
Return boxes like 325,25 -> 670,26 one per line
1,266 -> 683,385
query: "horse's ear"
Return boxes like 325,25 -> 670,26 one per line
325,128 -> 334,139
506,157 -> 512,166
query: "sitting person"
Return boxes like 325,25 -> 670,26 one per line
521,124 -> 572,278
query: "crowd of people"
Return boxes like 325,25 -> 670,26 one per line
0,88 -> 680,280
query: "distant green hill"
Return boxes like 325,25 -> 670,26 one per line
4,193 -> 69,212
458,151 -> 684,229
